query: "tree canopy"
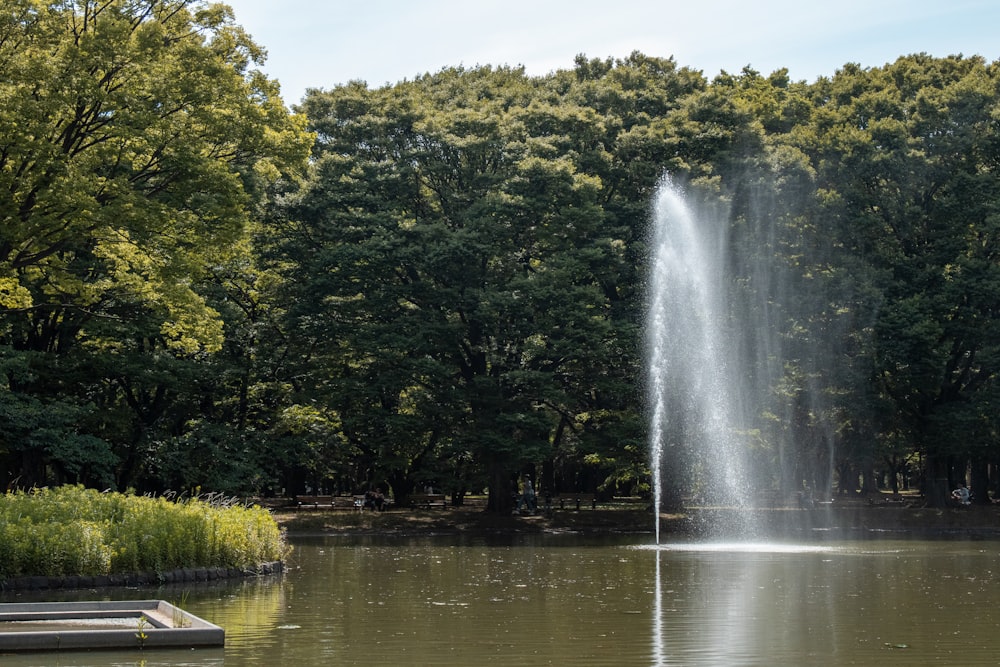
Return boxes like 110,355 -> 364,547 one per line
0,0 -> 311,489
3,5 -> 999,512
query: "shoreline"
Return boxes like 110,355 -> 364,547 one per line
9,504 -> 1000,591
273,504 -> 1000,538
0,562 -> 284,593
272,506 -> 658,536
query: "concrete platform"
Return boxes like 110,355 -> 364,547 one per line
0,600 -> 224,651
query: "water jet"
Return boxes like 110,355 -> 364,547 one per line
647,178 -> 759,542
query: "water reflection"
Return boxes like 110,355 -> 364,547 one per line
3,536 -> 1000,666
644,538 -> 1000,666
652,550 -> 665,666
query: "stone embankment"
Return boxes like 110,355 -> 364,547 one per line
0,561 -> 283,592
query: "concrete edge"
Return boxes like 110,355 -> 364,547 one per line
0,561 -> 283,592
0,600 -> 225,651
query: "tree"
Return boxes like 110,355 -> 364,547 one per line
794,55 -> 1000,505
0,0 -> 311,488
282,65 -> 657,512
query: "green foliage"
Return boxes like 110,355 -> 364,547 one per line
270,51 -> 1000,509
0,0 -> 308,351
0,485 -> 286,579
283,61 -> 682,509
2,7 -> 999,511
0,0 -> 311,491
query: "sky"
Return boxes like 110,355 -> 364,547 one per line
222,0 -> 1000,107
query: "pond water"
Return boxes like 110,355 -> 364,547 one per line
3,532 -> 1000,666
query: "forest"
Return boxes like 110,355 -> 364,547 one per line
2,0 -> 999,512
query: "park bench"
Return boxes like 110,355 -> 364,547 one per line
409,493 -> 447,509
558,493 -> 597,510
295,495 -> 359,510
295,495 -> 334,509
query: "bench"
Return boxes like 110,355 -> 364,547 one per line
294,495 -> 360,510
557,493 -> 597,510
409,493 -> 447,509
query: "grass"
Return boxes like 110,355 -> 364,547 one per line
0,485 -> 288,579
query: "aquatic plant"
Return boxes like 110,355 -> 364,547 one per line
135,615 -> 149,649
0,486 -> 287,579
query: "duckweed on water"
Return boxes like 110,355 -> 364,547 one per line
0,485 -> 287,578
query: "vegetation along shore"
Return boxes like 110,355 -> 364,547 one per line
0,486 -> 286,589
7,488 -> 1000,590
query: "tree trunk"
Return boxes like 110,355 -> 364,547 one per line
923,453 -> 950,507
388,473 -> 415,509
541,458 -> 555,503
860,460 -> 878,496
486,459 -> 514,514
970,456 -> 990,505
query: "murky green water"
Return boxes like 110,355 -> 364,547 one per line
3,533 -> 1000,666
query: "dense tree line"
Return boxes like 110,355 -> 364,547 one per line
2,1 -> 999,510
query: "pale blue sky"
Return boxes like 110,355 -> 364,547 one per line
222,0 -> 1000,107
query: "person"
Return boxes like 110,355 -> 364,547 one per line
516,477 -> 537,514
525,478 -> 537,512
951,483 -> 971,505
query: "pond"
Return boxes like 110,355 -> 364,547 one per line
2,532 -> 999,666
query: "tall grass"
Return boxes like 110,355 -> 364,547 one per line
0,486 -> 287,579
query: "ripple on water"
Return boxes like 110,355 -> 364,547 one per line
634,542 -> 844,554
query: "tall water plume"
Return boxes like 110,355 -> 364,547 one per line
647,178 -> 759,542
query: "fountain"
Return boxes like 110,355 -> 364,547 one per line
647,177 -> 762,542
